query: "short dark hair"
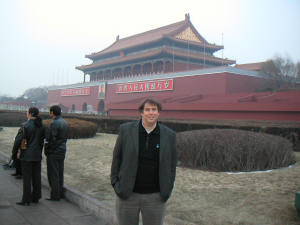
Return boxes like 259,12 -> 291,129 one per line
138,98 -> 162,112
50,105 -> 62,116
28,107 -> 39,117
28,107 -> 43,127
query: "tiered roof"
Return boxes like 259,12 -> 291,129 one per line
78,47 -> 234,71
86,15 -> 222,59
76,14 -> 235,72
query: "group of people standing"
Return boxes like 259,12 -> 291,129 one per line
11,98 -> 177,225
12,105 -> 68,206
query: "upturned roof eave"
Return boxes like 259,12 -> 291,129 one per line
86,23 -> 222,60
86,19 -> 187,59
85,37 -> 167,60
76,47 -> 235,72
85,40 -> 119,60
164,48 -> 235,65
85,35 -> 222,62
77,48 -> 164,72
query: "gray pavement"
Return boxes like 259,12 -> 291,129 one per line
0,160 -> 109,225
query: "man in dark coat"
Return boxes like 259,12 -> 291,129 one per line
111,99 -> 177,225
45,105 -> 68,201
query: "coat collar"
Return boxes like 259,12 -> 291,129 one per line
139,120 -> 160,135
132,120 -> 166,163
131,121 -> 139,155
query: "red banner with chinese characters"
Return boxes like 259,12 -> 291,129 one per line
116,79 -> 173,93
61,87 -> 90,96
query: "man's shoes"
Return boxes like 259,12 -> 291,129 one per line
46,198 -> 60,201
16,201 -> 30,206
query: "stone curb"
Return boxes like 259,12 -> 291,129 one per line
0,151 -> 118,225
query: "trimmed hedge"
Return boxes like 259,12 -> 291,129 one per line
0,112 -> 27,126
1,110 -> 299,150
43,118 -> 97,139
176,129 -> 296,172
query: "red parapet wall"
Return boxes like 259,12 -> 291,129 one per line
48,68 -> 300,122
107,90 -> 300,122
108,109 -> 300,122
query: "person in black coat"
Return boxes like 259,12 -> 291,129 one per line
15,107 -> 45,206
44,105 -> 68,201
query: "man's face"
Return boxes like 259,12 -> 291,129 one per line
49,111 -> 54,119
141,103 -> 160,126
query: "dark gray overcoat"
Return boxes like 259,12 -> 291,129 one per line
110,121 -> 177,202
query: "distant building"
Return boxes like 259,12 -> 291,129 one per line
0,101 -> 30,111
0,101 -> 48,112
235,62 -> 265,72
76,13 -> 235,82
48,15 -> 300,122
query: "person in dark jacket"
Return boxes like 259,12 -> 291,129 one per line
45,105 -> 68,201
15,107 -> 45,206
111,99 -> 177,225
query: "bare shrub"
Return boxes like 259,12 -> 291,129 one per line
0,112 -> 27,126
176,129 -> 296,172
43,118 -> 97,139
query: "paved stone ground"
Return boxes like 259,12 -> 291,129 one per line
2,127 -> 300,224
0,160 -> 108,225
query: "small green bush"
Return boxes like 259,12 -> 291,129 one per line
43,118 -> 97,139
176,129 -> 296,172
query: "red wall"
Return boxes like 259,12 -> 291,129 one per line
48,72 -> 230,112
106,72 -> 267,106
48,86 -> 105,112
106,73 -> 228,106
47,71 -> 300,122
108,109 -> 300,122
225,73 -> 268,93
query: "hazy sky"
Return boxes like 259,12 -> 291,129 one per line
1,0 -> 299,97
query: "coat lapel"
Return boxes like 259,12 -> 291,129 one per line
159,124 -> 166,163
130,121 -> 139,155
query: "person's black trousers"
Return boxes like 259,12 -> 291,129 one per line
21,161 -> 42,203
46,155 -> 64,200
15,158 -> 22,175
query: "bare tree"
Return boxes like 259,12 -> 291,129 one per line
23,87 -> 48,105
261,56 -> 299,90
0,87 -> 49,105
296,62 -> 300,79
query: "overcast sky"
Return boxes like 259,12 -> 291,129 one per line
1,0 -> 299,97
